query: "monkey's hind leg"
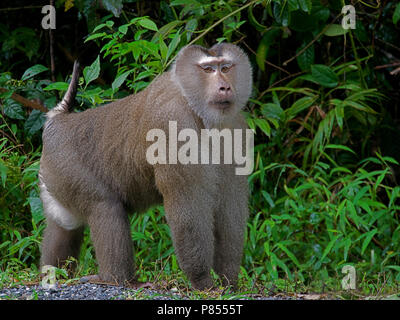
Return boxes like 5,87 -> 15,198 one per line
40,218 -> 84,269
40,181 -> 84,270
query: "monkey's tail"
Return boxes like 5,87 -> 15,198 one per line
48,60 -> 80,117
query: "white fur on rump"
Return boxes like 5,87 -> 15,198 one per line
39,181 -> 82,230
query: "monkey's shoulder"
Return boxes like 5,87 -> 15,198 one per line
139,73 -> 200,131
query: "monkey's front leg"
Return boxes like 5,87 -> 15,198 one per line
85,201 -> 137,286
162,191 -> 215,290
213,174 -> 249,289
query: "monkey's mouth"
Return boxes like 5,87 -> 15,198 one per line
212,100 -> 232,110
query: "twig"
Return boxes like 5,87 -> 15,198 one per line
282,13 -> 341,66
257,71 -> 304,99
390,67 -> 400,75
0,88 -> 48,112
0,6 -> 42,12
376,38 -> 400,54
242,41 -> 290,75
283,105 -> 315,146
374,61 -> 400,70
0,128 -> 19,147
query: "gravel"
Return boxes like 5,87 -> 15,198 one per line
0,283 -> 182,300
0,283 -> 295,300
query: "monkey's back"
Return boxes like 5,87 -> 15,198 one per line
40,71 -> 201,218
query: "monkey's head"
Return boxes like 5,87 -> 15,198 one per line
174,43 -> 252,126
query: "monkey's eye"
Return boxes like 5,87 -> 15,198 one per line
200,65 -> 214,73
221,64 -> 233,73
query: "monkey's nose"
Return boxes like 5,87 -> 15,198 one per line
219,85 -> 231,93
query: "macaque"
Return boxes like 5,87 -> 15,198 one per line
39,43 -> 253,290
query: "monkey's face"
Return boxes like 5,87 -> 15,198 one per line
197,59 -> 235,112
174,43 -> 252,126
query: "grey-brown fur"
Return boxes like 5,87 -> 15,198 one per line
39,43 -> 252,289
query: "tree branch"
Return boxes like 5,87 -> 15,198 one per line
0,88 -> 48,113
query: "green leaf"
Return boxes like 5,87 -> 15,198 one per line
288,0 -> 299,11
24,110 -> 46,136
0,162 -> 8,187
185,18 -> 197,41
273,2 -> 289,27
310,64 -> 339,88
298,0 -> 312,12
138,18 -> 158,31
271,252 -> 292,280
3,99 -> 25,120
361,229 -> 378,254
386,265 -> 400,272
260,102 -> 285,121
21,64 -> 48,81
277,243 -> 301,268
28,196 -> 44,224
171,0 -> 200,6
324,24 -> 349,37
286,96 -> 315,118
246,117 -> 256,131
320,235 -> 340,263
343,100 -> 378,114
261,191 -> 275,208
297,44 -> 314,71
254,118 -> 271,137
393,3 -> 400,25
92,23 -> 107,33
139,40 -> 160,59
43,82 -> 69,91
346,200 -> 361,228
259,156 -> 265,185
256,28 -> 281,72
84,32 -> 106,43
136,70 -> 153,81
112,70 -> 131,92
83,55 -> 100,86
325,144 -> 356,154
118,24 -> 128,35
152,21 -> 181,42
334,103 -> 344,130
159,37 -> 168,61
166,30 -> 181,62
343,237 -> 351,261
128,42 -> 142,61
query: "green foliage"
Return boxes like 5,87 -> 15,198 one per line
246,153 -> 400,283
0,115 -> 44,270
1,0 -> 400,295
